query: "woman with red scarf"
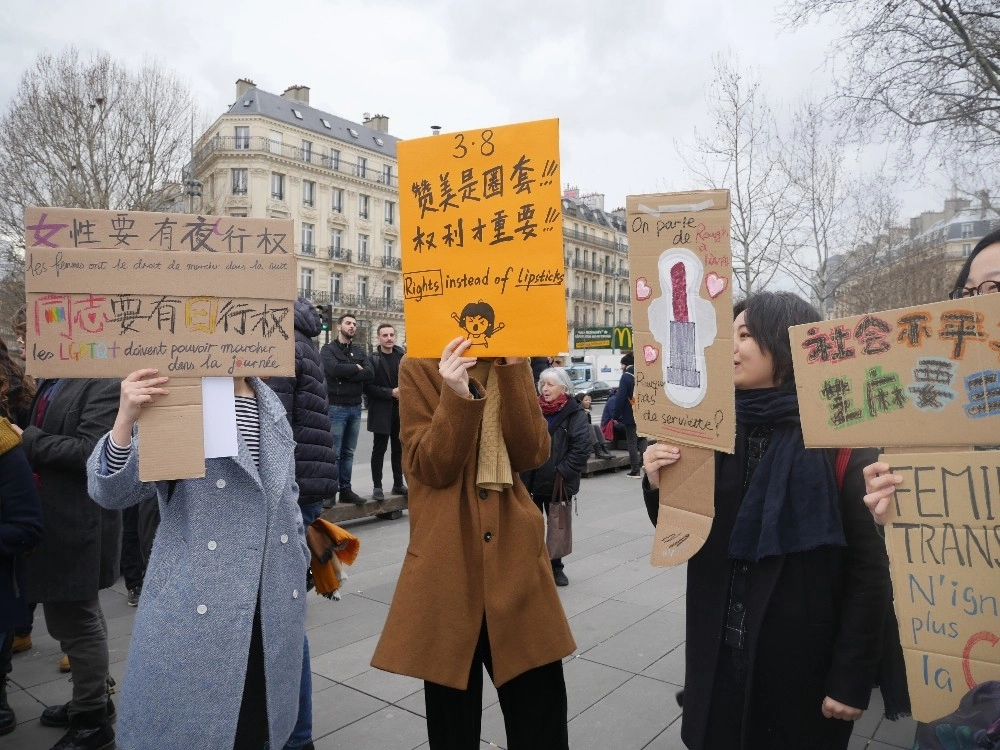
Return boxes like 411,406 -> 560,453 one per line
521,367 -> 594,586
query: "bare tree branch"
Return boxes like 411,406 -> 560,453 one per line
0,48 -> 197,318
676,54 -> 793,296
780,0 -> 1000,165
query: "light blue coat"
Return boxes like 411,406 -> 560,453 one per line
87,379 -> 308,750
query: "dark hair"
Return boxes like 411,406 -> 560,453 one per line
620,351 -> 634,367
11,305 -> 26,337
734,291 -> 820,391
458,301 -> 497,337
0,338 -> 34,420
951,228 -> 1000,291
337,313 -> 357,325
376,323 -> 395,334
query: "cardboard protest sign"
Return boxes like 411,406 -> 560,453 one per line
24,207 -> 295,379
398,119 -> 565,358
789,293 -> 1000,448
626,191 -> 734,453
880,450 -> 1000,721
651,444 -> 716,566
626,190 -> 734,567
23,207 -> 296,480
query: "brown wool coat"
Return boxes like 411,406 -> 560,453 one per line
370,358 -> 576,689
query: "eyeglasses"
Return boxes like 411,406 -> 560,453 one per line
949,280 -> 1000,299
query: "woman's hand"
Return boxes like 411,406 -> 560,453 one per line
643,443 -> 681,490
821,696 -> 862,721
439,337 -> 477,398
862,461 -> 902,526
111,369 -> 169,446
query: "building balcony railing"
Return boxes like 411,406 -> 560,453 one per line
327,247 -> 351,261
563,227 -> 627,253
378,256 -> 402,269
357,252 -> 371,266
299,244 -> 316,256
295,291 -> 405,313
570,290 -> 605,301
617,294 -> 630,304
193,135 -> 399,188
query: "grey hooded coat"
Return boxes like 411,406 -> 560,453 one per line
87,379 -> 308,750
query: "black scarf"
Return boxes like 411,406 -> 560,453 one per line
728,388 -> 845,562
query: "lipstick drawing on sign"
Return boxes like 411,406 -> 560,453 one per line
648,249 -> 718,408
668,262 -> 700,389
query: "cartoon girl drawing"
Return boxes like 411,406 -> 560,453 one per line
451,301 -> 506,348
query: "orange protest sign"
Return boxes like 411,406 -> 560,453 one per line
398,119 -> 566,358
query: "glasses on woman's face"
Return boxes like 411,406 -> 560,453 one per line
948,280 -> 1000,300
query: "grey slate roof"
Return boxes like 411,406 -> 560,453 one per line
225,87 -> 399,158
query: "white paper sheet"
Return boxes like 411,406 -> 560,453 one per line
202,377 -> 238,458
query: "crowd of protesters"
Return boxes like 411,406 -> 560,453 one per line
5,225 -> 1000,750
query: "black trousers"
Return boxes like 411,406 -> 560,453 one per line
371,427 -> 403,489
233,604 -> 268,750
120,505 -> 145,590
424,618 -> 568,750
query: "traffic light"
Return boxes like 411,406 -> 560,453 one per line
319,304 -> 332,331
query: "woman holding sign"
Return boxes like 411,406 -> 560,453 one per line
642,292 -> 890,750
864,227 -> 1000,524
371,338 -> 575,749
86,370 -> 308,750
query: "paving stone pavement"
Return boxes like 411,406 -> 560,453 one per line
4,466 -> 917,749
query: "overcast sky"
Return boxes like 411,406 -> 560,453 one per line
0,0 -> 940,218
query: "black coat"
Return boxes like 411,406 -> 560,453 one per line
521,397 -> 593,498
643,427 -> 889,750
321,337 -> 373,405
21,378 -> 120,601
364,346 -> 405,435
613,366 -> 637,426
267,299 -> 338,505
0,438 -> 43,631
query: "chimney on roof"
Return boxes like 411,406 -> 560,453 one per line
281,85 -> 310,105
943,196 -> 971,219
236,78 -> 256,98
363,113 -> 390,133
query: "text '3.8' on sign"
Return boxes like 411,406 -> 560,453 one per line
398,118 -> 566,359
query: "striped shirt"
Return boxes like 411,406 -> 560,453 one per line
105,396 -> 261,470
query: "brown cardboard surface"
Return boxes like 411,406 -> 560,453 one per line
24,208 -> 292,254
397,119 -> 566,358
25,248 -> 288,297
23,207 -> 295,379
139,404 -> 206,481
790,293 -> 1000,447
626,191 -> 735,454
880,450 -> 1000,721
651,444 -> 716,567
138,378 -> 205,481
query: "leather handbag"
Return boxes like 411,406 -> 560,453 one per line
601,419 -> 616,442
546,472 -> 573,559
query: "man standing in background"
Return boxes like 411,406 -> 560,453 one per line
613,351 -> 645,477
321,314 -> 373,507
365,324 -> 407,501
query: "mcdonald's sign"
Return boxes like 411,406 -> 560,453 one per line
613,326 -> 633,350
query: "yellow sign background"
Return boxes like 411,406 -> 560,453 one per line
398,119 -> 566,358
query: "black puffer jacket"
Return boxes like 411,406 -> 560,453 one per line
521,397 -> 594,498
267,299 -> 338,505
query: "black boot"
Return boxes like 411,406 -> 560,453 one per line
49,707 -> 114,750
0,677 -> 15,736
40,696 -> 115,727
595,444 -> 614,459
